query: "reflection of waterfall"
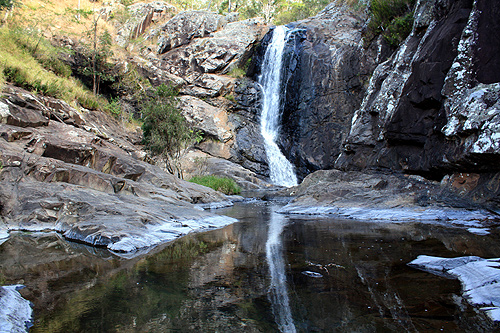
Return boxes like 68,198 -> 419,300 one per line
259,26 -> 298,187
266,205 -> 296,332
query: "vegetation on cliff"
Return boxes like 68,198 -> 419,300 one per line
365,0 -> 416,47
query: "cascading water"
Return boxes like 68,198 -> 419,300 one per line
266,205 -> 296,332
259,26 -> 298,187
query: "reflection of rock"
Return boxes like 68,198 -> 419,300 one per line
409,255 -> 500,321
0,86 -> 236,252
0,285 -> 33,333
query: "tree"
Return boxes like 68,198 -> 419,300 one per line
141,84 -> 197,178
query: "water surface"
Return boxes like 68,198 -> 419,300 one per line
1,200 -> 499,332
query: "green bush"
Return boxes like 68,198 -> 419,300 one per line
105,97 -> 122,119
189,175 -> 241,195
141,84 -> 195,178
0,0 -> 13,10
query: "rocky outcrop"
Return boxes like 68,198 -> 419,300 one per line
336,0 -> 500,184
114,1 -> 176,47
181,149 -> 270,190
138,14 -> 267,80
157,11 -> 228,54
279,169 -> 498,231
179,95 -> 233,142
127,11 -> 270,182
0,86 -> 237,252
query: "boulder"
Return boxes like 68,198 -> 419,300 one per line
157,11 -> 226,54
179,95 -> 233,142
181,149 -> 270,190
181,73 -> 235,98
279,169 -> 498,229
155,17 -> 267,77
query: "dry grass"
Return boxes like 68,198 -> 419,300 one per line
0,24 -> 105,109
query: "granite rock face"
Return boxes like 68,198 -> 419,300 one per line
336,0 -> 500,183
0,86 -> 237,252
114,1 -> 176,47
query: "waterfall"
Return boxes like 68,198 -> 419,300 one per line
259,26 -> 298,187
266,205 -> 296,332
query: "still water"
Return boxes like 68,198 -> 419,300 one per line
1,200 -> 500,332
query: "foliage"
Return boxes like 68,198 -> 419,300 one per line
224,93 -> 236,102
228,67 -> 245,78
365,0 -> 416,47
0,0 -> 13,10
274,0 -> 329,25
189,175 -> 241,195
8,25 -> 72,78
105,97 -> 122,119
79,18 -> 115,95
141,84 -> 195,178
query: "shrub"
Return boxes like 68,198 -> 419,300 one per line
189,175 -> 241,195
141,84 -> 195,178
105,97 -> 122,119
0,0 -> 13,10
224,94 -> 236,102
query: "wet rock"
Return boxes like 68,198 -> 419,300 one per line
279,169 -> 498,226
264,3 -> 379,179
409,255 -> 500,321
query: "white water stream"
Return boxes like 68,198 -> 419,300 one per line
259,26 -> 298,187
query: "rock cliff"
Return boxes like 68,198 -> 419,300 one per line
334,0 -> 500,206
